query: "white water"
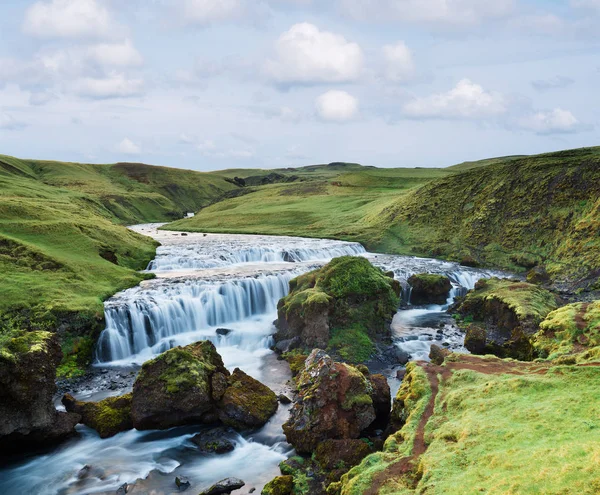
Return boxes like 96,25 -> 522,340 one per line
0,225 -> 508,495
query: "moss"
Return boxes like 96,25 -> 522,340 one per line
56,334 -> 94,378
64,393 -> 133,438
0,330 -> 53,362
262,475 -> 294,495
534,301 -> 600,360
328,325 -> 375,364
283,352 -> 308,377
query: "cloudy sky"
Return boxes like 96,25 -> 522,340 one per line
0,0 -> 598,170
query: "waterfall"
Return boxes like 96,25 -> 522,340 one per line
95,272 -> 293,363
147,240 -> 366,271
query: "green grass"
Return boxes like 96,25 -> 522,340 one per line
164,167 -> 452,248
339,359 -> 600,495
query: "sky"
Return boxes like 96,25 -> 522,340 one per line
0,0 -> 598,171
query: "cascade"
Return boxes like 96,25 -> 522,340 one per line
95,272 -> 293,363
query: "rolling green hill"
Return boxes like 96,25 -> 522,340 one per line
0,154 -> 240,374
170,147 -> 600,287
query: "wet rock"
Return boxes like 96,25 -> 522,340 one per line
191,427 -> 236,454
216,328 -> 233,336
62,393 -> 133,438
198,477 -> 245,495
407,273 -> 452,305
368,374 -> 391,425
278,394 -> 292,405
283,349 -> 377,454
526,266 -> 550,285
275,257 -> 400,355
175,475 -> 191,490
217,369 -> 278,430
314,439 -> 374,484
261,475 -> 293,495
131,341 -> 230,430
274,337 -> 299,354
116,483 -> 129,494
429,344 -> 451,365
457,278 -> 559,360
0,332 -> 80,453
380,345 -> 410,365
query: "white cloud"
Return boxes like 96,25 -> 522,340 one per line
403,79 -> 506,119
29,91 -> 58,106
118,138 -> 141,155
316,90 -> 359,121
383,41 -> 415,83
87,40 -> 143,67
23,0 -> 113,39
339,0 -> 514,25
71,73 -> 144,99
518,108 -> 581,134
265,23 -> 364,85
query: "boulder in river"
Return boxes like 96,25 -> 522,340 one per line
0,331 -> 80,452
275,256 -> 400,363
191,427 -> 236,454
131,341 -> 278,431
198,477 -> 245,495
282,349 -> 384,454
217,368 -> 278,429
62,392 -> 132,438
131,341 -> 230,430
407,273 -> 452,305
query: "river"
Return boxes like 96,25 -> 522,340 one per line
0,224 -> 502,495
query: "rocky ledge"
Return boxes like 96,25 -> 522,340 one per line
63,341 -> 277,437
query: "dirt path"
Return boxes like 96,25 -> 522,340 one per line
362,355 -> 600,494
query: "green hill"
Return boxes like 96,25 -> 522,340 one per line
448,154 -> 527,171
0,154 -> 239,375
378,147 -> 600,284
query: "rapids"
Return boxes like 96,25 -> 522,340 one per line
0,224 -> 507,495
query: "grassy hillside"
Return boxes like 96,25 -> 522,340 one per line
165,167 -> 452,246
0,154 -> 240,375
379,147 -> 600,283
169,147 -> 600,287
337,356 -> 600,495
448,154 -> 526,171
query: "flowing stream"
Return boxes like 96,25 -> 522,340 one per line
0,224 -> 504,495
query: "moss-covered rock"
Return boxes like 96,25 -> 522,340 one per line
283,350 -> 379,454
62,393 -> 132,438
314,439 -> 375,485
262,475 -> 294,495
131,341 -> 230,430
276,257 -> 400,363
217,368 -> 278,429
407,273 -> 452,305
456,278 -> 559,360
0,331 -> 80,452
533,300 -> 600,360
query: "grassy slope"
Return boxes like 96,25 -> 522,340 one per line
0,154 -> 236,328
339,357 -> 600,495
448,154 -> 527,171
165,167 -> 452,247
379,147 -> 600,282
167,147 -> 600,286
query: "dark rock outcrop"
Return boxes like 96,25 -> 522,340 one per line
456,278 -> 559,360
62,393 -> 132,438
0,331 -> 79,453
131,341 -> 230,430
283,350 -> 384,454
407,273 -> 452,305
275,256 -> 400,362
217,368 -> 278,430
